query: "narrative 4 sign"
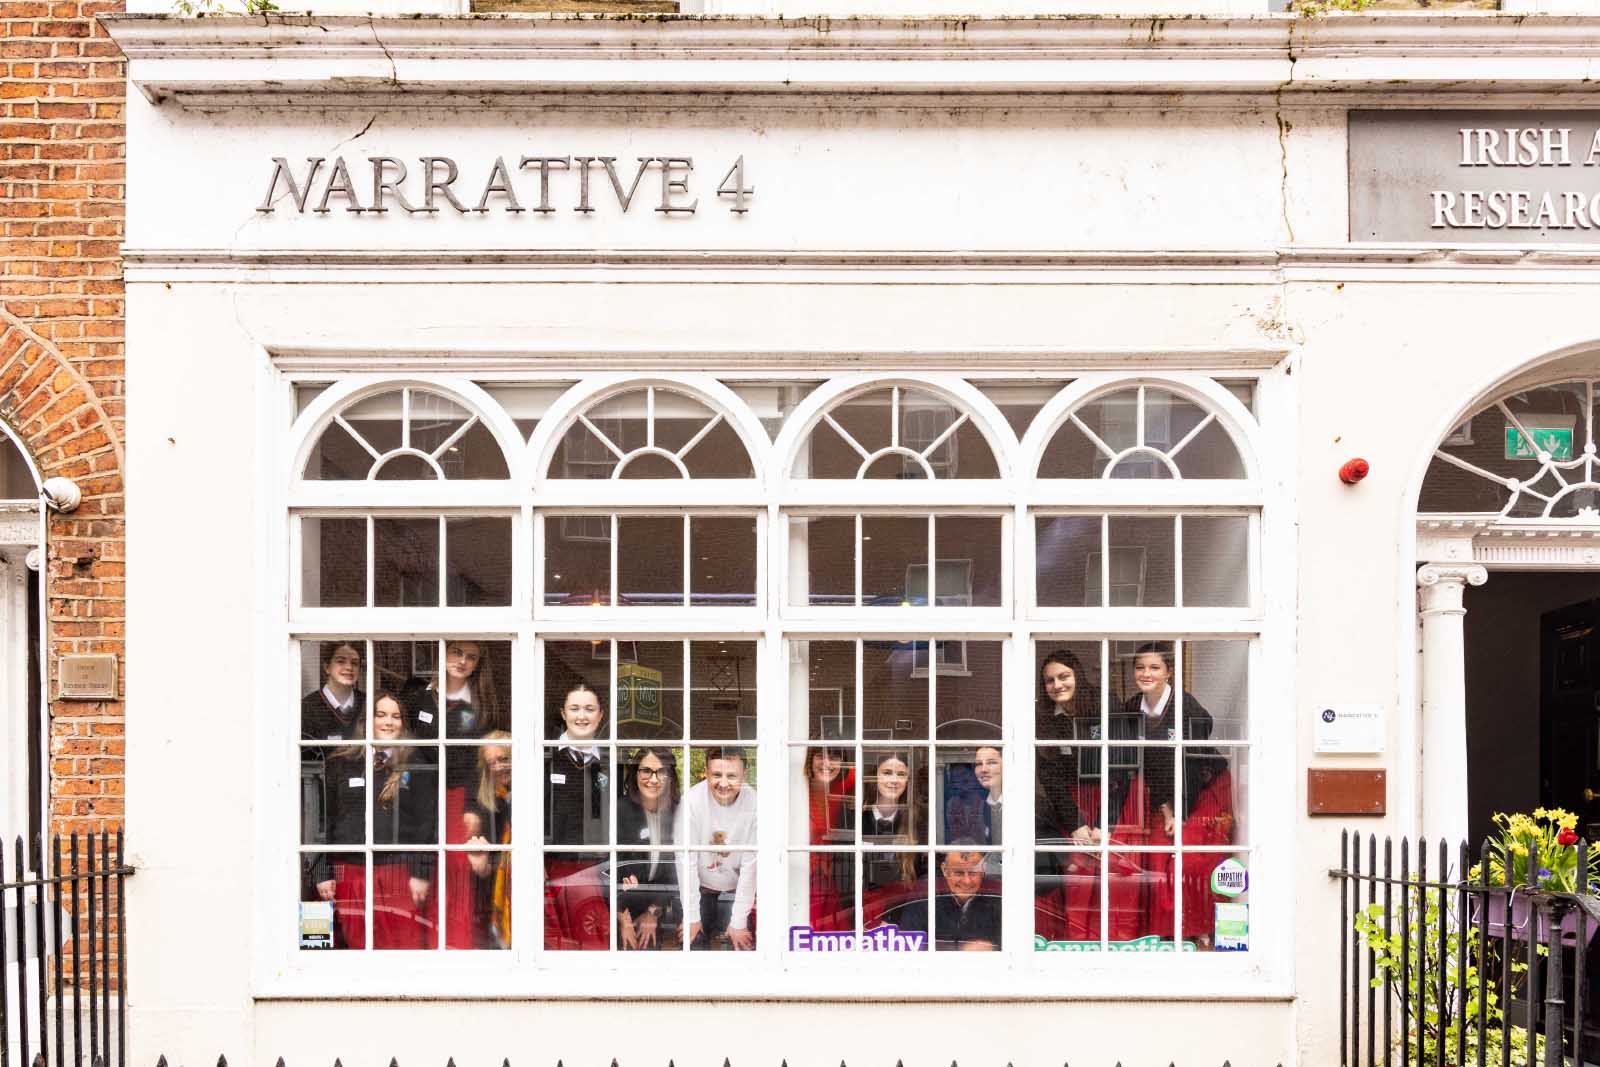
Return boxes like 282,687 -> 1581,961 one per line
1349,111 -> 1600,243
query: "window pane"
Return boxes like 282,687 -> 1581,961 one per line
862,516 -> 926,607
375,852 -> 439,950
544,852 -> 609,951
927,850 -> 1001,951
301,745 -> 348,844
618,849 -> 684,950
545,639 -> 612,740
935,640 -> 1001,741
811,389 -> 892,479
1182,747 -> 1245,850
550,418 -> 621,480
1036,850 -> 1101,947
301,517 -> 366,608
618,640 -> 684,742
543,515 -> 611,607
543,743 -> 611,847
934,515 -> 1002,607
411,390 -> 509,480
793,744 -> 857,848
1034,515 -> 1099,607
863,639 -> 927,739
1182,516 -> 1248,607
305,419 -> 375,481
1107,515 -> 1175,607
862,746 -> 927,848
792,515 -> 855,607
300,852 -> 362,950
790,639 -> 856,742
300,638 -> 365,741
937,746 -> 1002,849
790,850 -> 857,942
342,390 -> 404,455
690,640 -> 757,741
619,453 -> 684,480
679,418 -> 755,479
450,744 -> 509,848
1036,414 -> 1104,479
682,745 -> 758,950
1035,641 -> 1104,838
445,516 -> 512,606
1109,850 -> 1174,944
618,516 -> 683,607
1184,639 -> 1249,742
373,453 -> 439,481
374,517 -> 439,607
690,516 -> 757,606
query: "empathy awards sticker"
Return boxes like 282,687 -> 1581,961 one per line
1210,857 -> 1248,897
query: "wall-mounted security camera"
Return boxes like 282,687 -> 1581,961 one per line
40,477 -> 82,514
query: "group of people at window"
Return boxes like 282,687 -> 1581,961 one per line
803,643 -> 1237,949
301,639 -> 511,951
301,638 -> 1235,952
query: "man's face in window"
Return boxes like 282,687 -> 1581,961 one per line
941,851 -> 985,905
707,756 -> 746,807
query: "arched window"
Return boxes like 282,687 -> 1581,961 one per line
545,384 -> 755,481
1037,383 -> 1248,480
790,383 -> 1002,480
1023,374 -> 1261,956
1420,378 -> 1600,519
303,385 -> 510,481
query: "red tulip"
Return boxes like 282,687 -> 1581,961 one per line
1558,827 -> 1580,847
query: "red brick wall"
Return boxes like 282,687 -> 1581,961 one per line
0,0 -> 126,838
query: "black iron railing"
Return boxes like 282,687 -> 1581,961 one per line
1333,830 -> 1600,1067
1,831 -> 131,1067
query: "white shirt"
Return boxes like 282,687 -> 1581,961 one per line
675,781 -> 758,930
1141,684 -> 1173,722
321,685 -> 356,713
557,730 -> 602,765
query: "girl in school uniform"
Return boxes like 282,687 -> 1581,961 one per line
314,690 -> 437,949
405,639 -> 505,949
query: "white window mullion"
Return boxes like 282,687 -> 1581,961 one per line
523,632 -> 544,965
1099,638 -> 1110,948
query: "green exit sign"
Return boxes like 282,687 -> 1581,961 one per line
1506,427 -> 1573,460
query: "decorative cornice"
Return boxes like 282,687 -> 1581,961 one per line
1417,562 -> 1489,588
118,244 -> 1600,280
99,13 -> 1600,106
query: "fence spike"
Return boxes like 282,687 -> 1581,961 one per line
275,1059 -> 285,1067
216,1057 -> 225,1067
722,1059 -> 731,1067
389,1059 -> 399,1067
155,1059 -> 166,1067
332,1058 -> 342,1067
501,1059 -> 510,1067
445,1059 -> 455,1067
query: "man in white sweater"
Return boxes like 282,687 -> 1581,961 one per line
676,747 -> 758,950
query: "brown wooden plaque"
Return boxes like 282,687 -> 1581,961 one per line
58,653 -> 117,700
1308,768 -> 1386,816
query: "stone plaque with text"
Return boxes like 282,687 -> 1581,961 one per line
58,653 -> 117,700
1350,110 -> 1600,243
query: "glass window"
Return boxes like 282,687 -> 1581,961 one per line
290,372 -> 1264,974
303,387 -> 510,481
1033,639 -> 1248,952
297,637 -> 513,951
1419,378 -> 1600,519
1038,385 -> 1246,480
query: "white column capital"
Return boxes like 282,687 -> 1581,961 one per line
1417,563 -> 1488,617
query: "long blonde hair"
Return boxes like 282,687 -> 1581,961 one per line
476,729 -> 513,813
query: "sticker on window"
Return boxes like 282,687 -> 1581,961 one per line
300,900 -> 335,949
1214,902 -> 1249,952
1210,857 -> 1248,897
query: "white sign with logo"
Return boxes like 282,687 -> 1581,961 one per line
1314,703 -> 1384,754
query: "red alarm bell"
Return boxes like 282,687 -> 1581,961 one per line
1339,458 -> 1370,485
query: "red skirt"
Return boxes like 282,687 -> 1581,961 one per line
444,785 -> 477,949
333,860 -> 435,950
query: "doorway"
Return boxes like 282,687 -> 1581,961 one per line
1464,573 -> 1600,846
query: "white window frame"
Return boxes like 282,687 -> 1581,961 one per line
259,365 -> 1293,1000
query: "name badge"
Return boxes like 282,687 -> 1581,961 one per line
550,773 -> 567,784
348,777 -> 364,788
639,826 -> 652,841
418,711 -> 434,724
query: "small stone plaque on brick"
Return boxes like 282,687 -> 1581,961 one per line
58,653 -> 117,700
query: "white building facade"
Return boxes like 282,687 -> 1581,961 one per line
105,11 -> 1600,1065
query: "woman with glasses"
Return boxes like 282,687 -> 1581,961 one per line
615,746 -> 680,949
